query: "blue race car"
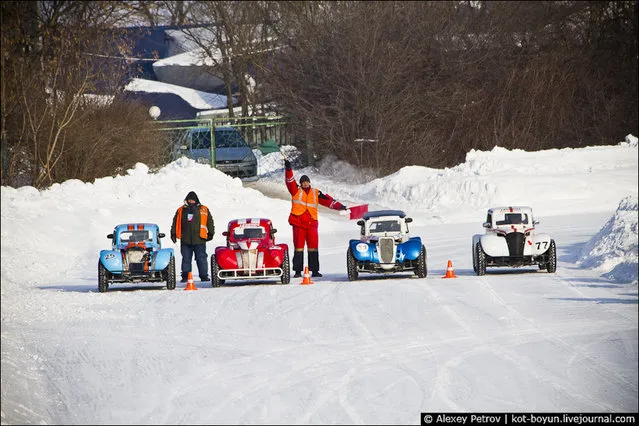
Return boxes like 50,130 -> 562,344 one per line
346,210 -> 427,281
98,223 -> 176,292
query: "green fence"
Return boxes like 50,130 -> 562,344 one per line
153,115 -> 294,178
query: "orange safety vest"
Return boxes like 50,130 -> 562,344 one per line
175,205 -> 209,239
291,187 -> 319,220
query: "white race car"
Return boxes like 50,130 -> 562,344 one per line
471,206 -> 556,275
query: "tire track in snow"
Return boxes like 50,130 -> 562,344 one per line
142,271 -> 636,422
559,271 -> 637,322
423,276 -> 629,411
476,276 -> 634,406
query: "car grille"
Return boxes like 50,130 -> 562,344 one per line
216,164 -> 257,178
378,237 -> 395,263
236,249 -> 263,269
126,248 -> 145,263
124,247 -> 149,273
505,232 -> 525,257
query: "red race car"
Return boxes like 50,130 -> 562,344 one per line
211,218 -> 290,287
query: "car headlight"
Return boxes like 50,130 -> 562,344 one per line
356,243 -> 368,253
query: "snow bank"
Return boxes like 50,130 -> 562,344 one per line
578,196 -> 638,284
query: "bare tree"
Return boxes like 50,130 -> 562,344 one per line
261,1 -> 465,173
261,0 -> 637,173
4,1 -> 634,185
179,1 -> 280,117
1,1 -> 164,187
124,1 -> 198,27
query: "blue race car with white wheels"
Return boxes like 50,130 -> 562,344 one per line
346,210 -> 427,281
98,223 -> 176,292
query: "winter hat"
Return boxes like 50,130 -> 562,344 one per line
299,175 -> 310,184
185,191 -> 200,204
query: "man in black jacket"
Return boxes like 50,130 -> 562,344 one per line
170,191 -> 215,282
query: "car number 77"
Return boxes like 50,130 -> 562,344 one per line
535,241 -> 548,250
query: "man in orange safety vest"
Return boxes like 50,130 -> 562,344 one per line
170,191 -> 215,282
284,160 -> 348,278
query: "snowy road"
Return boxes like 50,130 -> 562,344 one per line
2,211 -> 636,425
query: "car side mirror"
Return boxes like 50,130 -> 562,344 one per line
357,220 -> 364,226
533,220 -> 539,225
107,233 -> 114,239
159,233 -> 165,238
482,222 -> 491,228
272,228 -> 277,234
222,231 -> 228,236
405,217 -> 413,223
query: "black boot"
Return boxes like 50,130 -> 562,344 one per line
308,250 -> 320,276
292,250 -> 304,278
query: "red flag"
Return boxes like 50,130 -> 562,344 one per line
349,204 -> 369,220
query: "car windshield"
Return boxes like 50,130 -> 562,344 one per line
120,230 -> 152,243
190,129 -> 249,149
233,226 -> 265,239
495,213 -> 529,225
369,220 -> 401,233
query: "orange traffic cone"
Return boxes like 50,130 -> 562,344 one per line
442,260 -> 458,278
300,266 -> 314,285
184,272 -> 198,290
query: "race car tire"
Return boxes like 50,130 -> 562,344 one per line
546,240 -> 557,273
347,247 -> 358,281
415,244 -> 427,278
472,243 -> 478,273
165,256 -> 176,290
475,242 -> 486,276
210,255 -> 224,287
98,261 -> 109,293
280,250 -> 291,284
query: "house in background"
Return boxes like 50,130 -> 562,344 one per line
98,25 -> 236,120
152,49 -> 228,93
153,27 -> 236,93
121,78 -> 235,121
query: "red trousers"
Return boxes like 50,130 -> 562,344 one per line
292,224 -> 318,250
289,213 -> 320,272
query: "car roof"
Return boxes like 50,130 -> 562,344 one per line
487,206 -> 533,215
362,210 -> 406,220
114,223 -> 159,231
227,218 -> 272,228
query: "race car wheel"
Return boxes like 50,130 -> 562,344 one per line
475,242 -> 486,276
165,256 -> 176,290
98,261 -> 109,293
415,244 -> 427,278
280,250 -> 291,284
472,243 -> 478,273
546,240 -> 557,273
210,255 -> 224,287
347,247 -> 358,281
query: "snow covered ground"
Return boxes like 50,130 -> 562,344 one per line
1,136 -> 637,425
